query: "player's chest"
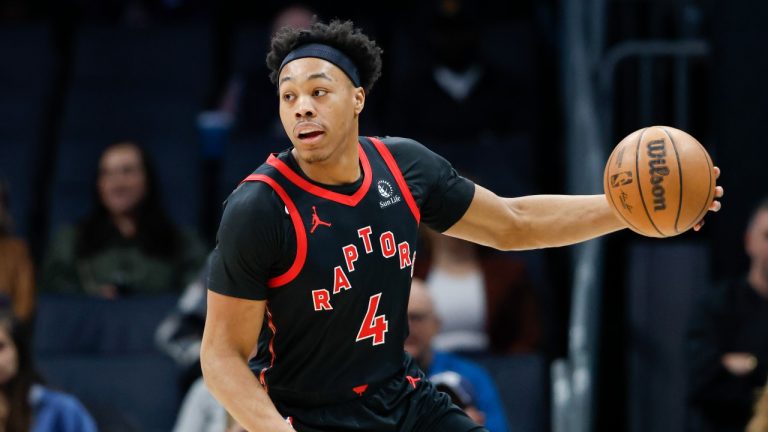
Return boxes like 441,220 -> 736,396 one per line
291,191 -> 419,279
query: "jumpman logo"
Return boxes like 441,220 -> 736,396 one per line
310,206 -> 332,234
405,375 -> 421,389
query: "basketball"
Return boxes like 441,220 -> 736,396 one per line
603,126 -> 716,238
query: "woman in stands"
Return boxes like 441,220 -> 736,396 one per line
0,181 -> 34,322
0,311 -> 96,431
42,141 -> 206,297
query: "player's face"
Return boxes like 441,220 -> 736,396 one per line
98,144 -> 147,217
278,57 -> 365,164
746,210 -> 768,276
0,325 -> 18,386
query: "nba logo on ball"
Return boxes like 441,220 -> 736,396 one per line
604,126 -> 716,238
610,171 -> 633,187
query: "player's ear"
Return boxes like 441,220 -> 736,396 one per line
353,87 -> 365,116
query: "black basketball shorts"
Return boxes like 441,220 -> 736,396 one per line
273,361 -> 489,432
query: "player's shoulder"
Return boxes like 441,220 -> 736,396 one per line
223,172 -> 284,219
369,136 -> 437,163
371,135 -> 428,152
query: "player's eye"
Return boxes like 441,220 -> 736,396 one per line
313,89 -> 327,97
282,93 -> 295,102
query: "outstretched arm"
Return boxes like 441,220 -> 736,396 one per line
445,169 -> 723,251
201,291 -> 294,432
444,185 -> 625,250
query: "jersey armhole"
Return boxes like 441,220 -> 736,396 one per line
240,174 -> 307,288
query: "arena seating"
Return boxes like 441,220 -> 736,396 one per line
0,26 -> 55,238
35,294 -> 181,432
474,353 -> 549,432
49,26 -> 210,235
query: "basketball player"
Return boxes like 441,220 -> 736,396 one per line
200,20 -> 723,431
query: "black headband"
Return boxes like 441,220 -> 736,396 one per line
278,43 -> 362,88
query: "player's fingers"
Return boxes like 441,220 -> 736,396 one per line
694,220 -> 705,231
714,166 -> 721,179
708,200 -> 722,212
715,185 -> 724,199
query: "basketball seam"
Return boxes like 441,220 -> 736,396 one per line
606,142 -> 643,234
686,145 -> 714,231
636,128 -> 665,237
663,127 -> 684,233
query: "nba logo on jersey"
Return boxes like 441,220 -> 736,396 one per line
377,179 -> 402,209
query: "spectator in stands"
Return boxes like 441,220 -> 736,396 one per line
0,181 -> 34,323
172,372 -> 249,432
414,229 -> 540,354
156,253 -> 211,390
172,376 -> 226,432
42,141 -> 206,297
390,12 -> 527,143
748,380 -> 768,432
687,198 -> 768,432
405,278 -> 509,432
431,370 -> 487,426
222,5 -> 316,139
0,310 -> 97,431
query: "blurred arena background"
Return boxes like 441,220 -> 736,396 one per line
0,0 -> 765,431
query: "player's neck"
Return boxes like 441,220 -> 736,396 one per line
748,265 -> 768,299
292,136 -> 361,185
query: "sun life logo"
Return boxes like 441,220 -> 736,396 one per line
377,180 -> 393,199
376,179 -> 401,209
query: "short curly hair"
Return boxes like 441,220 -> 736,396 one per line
266,20 -> 383,94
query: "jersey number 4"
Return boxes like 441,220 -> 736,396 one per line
356,293 -> 389,346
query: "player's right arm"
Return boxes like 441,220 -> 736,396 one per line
200,182 -> 294,431
201,292 -> 294,431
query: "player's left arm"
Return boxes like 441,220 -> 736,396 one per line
443,186 -> 625,250
444,173 -> 723,251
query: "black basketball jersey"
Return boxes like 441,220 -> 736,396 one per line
242,137 -> 421,405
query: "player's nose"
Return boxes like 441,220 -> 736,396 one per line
294,95 -> 316,119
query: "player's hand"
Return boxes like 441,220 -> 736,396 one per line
693,166 -> 723,231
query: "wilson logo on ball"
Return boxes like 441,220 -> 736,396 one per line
647,139 -> 669,211
604,125 -> 715,238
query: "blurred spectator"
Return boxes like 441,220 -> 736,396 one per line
431,370 -> 486,426
173,375 -> 248,432
405,278 -> 509,432
222,5 -> 316,139
172,376 -> 226,432
748,380 -> 768,432
390,13 -> 526,142
687,198 -> 768,431
156,253 -> 210,389
0,310 -> 97,431
0,182 -> 34,322
42,141 -> 206,297
415,229 -> 540,354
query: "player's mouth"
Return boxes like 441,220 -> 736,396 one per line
297,130 -> 325,144
295,122 -> 326,144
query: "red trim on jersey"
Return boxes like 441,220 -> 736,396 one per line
368,137 -> 421,223
259,307 -> 278,391
266,143 -> 372,207
240,174 -> 307,288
